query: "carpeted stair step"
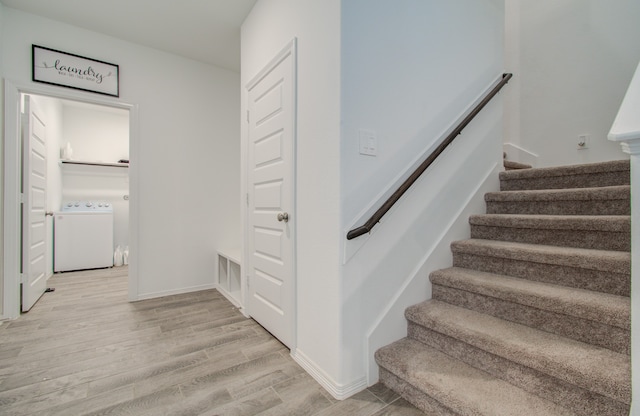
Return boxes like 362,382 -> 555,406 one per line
451,239 -> 630,296
405,300 -> 631,415
376,159 -> 632,415
430,267 -> 630,354
499,160 -> 630,191
469,214 -> 630,251
504,159 -> 533,170
375,338 -> 578,415
485,185 -> 630,215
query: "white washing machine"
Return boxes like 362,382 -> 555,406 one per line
54,201 -> 114,272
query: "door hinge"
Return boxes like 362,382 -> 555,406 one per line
246,193 -> 249,206
20,273 -> 27,284
20,193 -> 25,204
246,110 -> 250,123
245,274 -> 250,289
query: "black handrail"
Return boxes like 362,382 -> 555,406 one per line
346,73 -> 513,240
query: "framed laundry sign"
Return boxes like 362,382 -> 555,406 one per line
32,45 -> 119,97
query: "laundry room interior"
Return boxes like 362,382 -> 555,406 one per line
27,94 -> 130,276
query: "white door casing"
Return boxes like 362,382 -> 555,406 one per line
21,95 -> 48,312
246,40 -> 297,348
3,80 -> 138,320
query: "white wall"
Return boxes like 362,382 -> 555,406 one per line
2,8 -> 241,304
61,103 -> 129,163
0,2 -> 5,317
504,0 -> 640,167
242,0 -> 344,393
341,0 -> 504,224
341,0 -> 505,388
243,0 -> 504,398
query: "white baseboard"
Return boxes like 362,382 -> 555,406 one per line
291,348 -> 367,400
135,283 -> 216,301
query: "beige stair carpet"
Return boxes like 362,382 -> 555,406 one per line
375,159 -> 631,416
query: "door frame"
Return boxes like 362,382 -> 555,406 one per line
2,79 -> 139,319
243,39 -> 298,347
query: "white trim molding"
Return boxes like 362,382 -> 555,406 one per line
135,283 -> 216,302
2,79 -> 139,319
502,142 -> 539,167
291,348 -> 367,400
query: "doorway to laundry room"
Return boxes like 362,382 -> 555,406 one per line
23,92 -> 131,310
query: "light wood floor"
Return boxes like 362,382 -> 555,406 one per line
0,267 -> 424,415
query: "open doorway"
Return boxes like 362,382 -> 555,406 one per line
30,93 -> 130,291
3,80 -> 138,319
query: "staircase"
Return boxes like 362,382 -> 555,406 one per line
375,159 -> 631,415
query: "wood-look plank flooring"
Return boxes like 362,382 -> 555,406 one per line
0,267 -> 424,415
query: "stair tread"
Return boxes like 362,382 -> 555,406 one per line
498,160 -> 630,190
499,160 -> 630,181
469,214 -> 630,232
406,300 -> 630,403
503,159 -> 532,170
430,267 -> 630,329
452,239 -> 630,274
485,185 -> 630,202
376,338 -> 579,416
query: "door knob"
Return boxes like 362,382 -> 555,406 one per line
277,212 -> 289,223
45,211 -> 54,217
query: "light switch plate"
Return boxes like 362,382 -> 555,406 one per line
359,129 -> 377,156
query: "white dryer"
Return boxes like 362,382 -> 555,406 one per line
54,201 -> 114,272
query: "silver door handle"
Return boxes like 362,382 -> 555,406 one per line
45,211 -> 54,217
277,212 -> 289,223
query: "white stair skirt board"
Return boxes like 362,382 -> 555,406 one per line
503,142 -> 539,167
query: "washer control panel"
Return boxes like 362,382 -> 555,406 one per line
62,201 -> 113,212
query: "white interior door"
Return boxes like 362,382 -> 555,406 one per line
21,95 -> 48,312
246,41 -> 296,348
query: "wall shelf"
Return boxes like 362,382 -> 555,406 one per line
60,160 -> 129,168
217,249 -> 242,308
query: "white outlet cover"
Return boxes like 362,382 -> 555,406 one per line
577,134 -> 589,150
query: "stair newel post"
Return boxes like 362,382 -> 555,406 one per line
608,60 -> 640,416
615,139 -> 640,416
626,141 -> 639,416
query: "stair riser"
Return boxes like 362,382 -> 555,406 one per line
452,252 -> 630,296
407,323 -> 628,416
469,225 -> 630,252
432,284 -> 629,354
485,200 -> 630,216
378,368 -> 457,416
500,171 -> 630,191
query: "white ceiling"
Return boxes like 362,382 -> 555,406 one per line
0,0 -> 257,72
